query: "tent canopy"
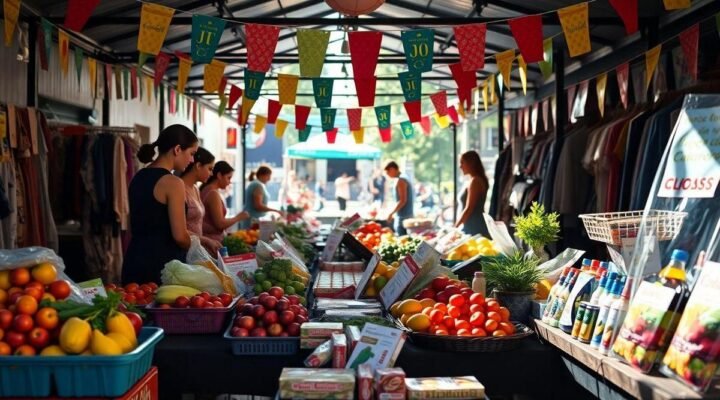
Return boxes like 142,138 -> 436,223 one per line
286,133 -> 381,160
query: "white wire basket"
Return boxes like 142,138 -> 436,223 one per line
579,210 -> 688,246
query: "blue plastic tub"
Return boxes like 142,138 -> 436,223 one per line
0,327 -> 163,397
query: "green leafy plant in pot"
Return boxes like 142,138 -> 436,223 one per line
514,202 -> 560,262
484,251 -> 544,323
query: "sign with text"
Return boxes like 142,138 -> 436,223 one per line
355,253 -> 381,299
321,228 -> 346,262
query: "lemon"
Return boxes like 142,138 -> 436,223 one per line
406,314 -> 431,332
398,299 -> 423,315
390,302 -> 403,318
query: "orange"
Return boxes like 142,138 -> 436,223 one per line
498,307 -> 511,322
487,311 -> 502,323
15,295 -> 38,315
31,263 -> 57,285
0,271 -> 10,290
485,319 -> 498,332
421,307 -> 433,316
406,314 -> 431,332
419,298 -> 436,309
493,330 -> 507,337
0,289 -> 6,305
433,303 -> 448,313
471,327 -> 487,337
485,299 -> 500,312
447,305 -> 460,318
456,329 -> 472,336
455,319 -> 472,331
499,322 -> 516,335
429,309 -> 445,324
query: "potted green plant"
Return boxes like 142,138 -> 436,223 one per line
514,202 -> 560,262
483,251 -> 544,323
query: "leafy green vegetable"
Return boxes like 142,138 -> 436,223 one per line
223,235 -> 252,256
483,251 -> 544,293
46,291 -> 126,331
378,238 -> 423,264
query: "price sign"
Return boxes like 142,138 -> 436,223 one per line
321,228 -> 345,262
77,278 -> 107,300
259,221 -> 277,242
355,253 -> 381,299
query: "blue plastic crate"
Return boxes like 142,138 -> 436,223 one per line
0,327 -> 163,397
223,324 -> 299,355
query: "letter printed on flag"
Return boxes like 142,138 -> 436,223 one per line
375,105 -> 391,129
191,15 -> 225,63
320,108 -> 336,132
557,2 -> 591,57
313,78 -> 334,108
402,29 -> 434,74
137,3 -> 174,55
244,69 -> 266,100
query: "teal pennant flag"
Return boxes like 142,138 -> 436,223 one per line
244,69 -> 266,100
398,71 -> 421,101
401,29 -> 434,74
321,108 -> 336,132
313,78 -> 334,108
299,126 -> 312,142
375,105 -> 391,129
191,15 -> 226,63
400,121 -> 415,139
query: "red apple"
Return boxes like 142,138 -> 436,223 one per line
258,292 -> 270,303
239,303 -> 254,316
218,293 -> 233,307
27,327 -> 49,349
435,291 -> 450,304
208,296 -> 222,304
295,315 -> 308,324
286,322 -> 301,337
268,287 -> 285,300
261,296 -> 278,310
431,276 -> 450,292
0,310 -> 13,329
202,301 -> 214,308
287,295 -> 300,305
263,310 -> 278,326
124,312 -> 143,337
236,316 -> 255,330
174,296 -> 190,308
250,327 -> 267,337
5,331 -> 25,348
267,323 -> 283,337
231,327 -> 249,337
248,296 -> 259,305
279,310 -> 295,326
276,299 -> 290,312
189,296 -> 206,308
418,288 -> 436,300
251,305 -> 266,318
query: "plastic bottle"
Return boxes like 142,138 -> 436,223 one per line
598,261 -> 609,280
549,270 -> 578,328
598,277 -> 633,355
590,276 -> 625,349
589,272 -> 609,305
472,271 -> 486,297
544,269 -> 573,324
542,267 -> 570,323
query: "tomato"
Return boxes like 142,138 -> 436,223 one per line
124,283 -> 140,293
23,287 -> 44,302
9,268 -> 30,287
139,284 -> 153,294
15,296 -> 38,316
123,293 -> 137,304
13,314 -> 33,333
35,307 -> 58,330
0,310 -> 13,329
448,294 -> 465,307
124,312 -> 143,336
485,299 -> 500,312
498,307 -> 511,322
469,311 -> 486,327
487,311 -> 502,323
49,281 -> 71,300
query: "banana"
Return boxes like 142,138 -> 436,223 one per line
155,285 -> 201,304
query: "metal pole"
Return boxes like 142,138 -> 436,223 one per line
158,86 -> 165,131
452,123 -> 458,224
241,124 -> 247,199
498,83 -> 505,150
27,20 -> 38,108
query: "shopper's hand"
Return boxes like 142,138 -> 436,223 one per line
236,211 -> 250,220
203,238 -> 222,255
386,213 -> 394,224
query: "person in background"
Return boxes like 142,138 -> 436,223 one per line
180,147 -> 222,254
314,180 -> 326,211
384,161 -> 414,235
456,150 -> 490,237
122,125 -> 198,284
370,169 -> 386,206
201,161 -> 249,242
334,172 -> 354,211
242,165 -> 282,228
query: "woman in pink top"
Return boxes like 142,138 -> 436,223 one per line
201,161 -> 249,242
180,147 -> 222,254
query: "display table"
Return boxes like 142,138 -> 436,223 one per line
534,319 -> 720,400
152,334 -> 590,399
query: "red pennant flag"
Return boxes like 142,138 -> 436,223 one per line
347,108 -> 362,131
295,105 -> 311,130
267,99 -> 282,124
37,24 -> 48,71
245,24 -> 280,73
449,63 -> 476,92
609,0 -> 638,35
616,62 -> 629,109
105,63 -> 113,99
679,24 -> 699,81
508,15 -> 544,63
453,24 -> 487,72
228,85 -> 242,109
326,128 -> 339,144
130,68 -> 138,99
355,76 -> 377,107
349,31 -> 383,79
457,88 -> 472,111
430,91 -> 448,116
403,100 -> 422,123
420,116 -> 431,135
379,127 -> 392,143
448,106 -> 460,125
64,0 -> 100,32
218,76 -> 228,95
154,52 -> 171,87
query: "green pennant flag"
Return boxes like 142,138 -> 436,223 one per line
218,95 -> 227,116
74,47 -> 83,84
138,52 -> 149,68
123,68 -> 130,100
401,29 -> 434,74
400,121 -> 415,139
298,29 -> 330,77
299,126 -> 312,142
320,108 -> 336,132
398,71 -> 422,101
539,38 -> 554,80
375,105 -> 391,129
312,78 -> 334,108
41,18 -> 52,62
244,69 -> 266,100
191,15 -> 226,63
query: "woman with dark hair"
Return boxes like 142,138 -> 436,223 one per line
180,147 -> 222,254
456,150 -> 490,237
201,161 -> 249,242
241,165 -> 281,229
122,124 -> 199,284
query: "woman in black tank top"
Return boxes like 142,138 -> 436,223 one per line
122,125 -> 199,284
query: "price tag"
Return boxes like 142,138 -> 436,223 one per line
220,253 -> 259,295
355,253 -> 381,299
321,228 -> 345,262
259,221 -> 277,242
77,278 -> 107,300
412,241 -> 440,267
379,256 -> 421,308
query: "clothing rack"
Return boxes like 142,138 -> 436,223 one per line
48,123 -> 137,137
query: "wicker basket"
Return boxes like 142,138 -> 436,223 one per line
579,210 -> 687,246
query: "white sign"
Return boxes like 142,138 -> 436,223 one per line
220,253 -> 259,295
379,256 -> 420,308
658,107 -> 720,198
321,228 -> 346,262
355,253 -> 381,299
77,278 -> 107,299
259,221 -> 277,242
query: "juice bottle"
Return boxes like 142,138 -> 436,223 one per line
599,277 -> 633,355
589,272 -> 609,305
542,267 -> 570,323
612,250 -> 690,373
549,270 -> 578,328
591,276 -> 624,349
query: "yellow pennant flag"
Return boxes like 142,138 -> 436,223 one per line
645,44 -> 662,92
489,74 -> 497,105
434,113 -> 451,129
297,29 -> 330,77
137,3 -> 175,55
275,119 -> 289,138
482,82 -> 489,112
558,2 -> 591,58
177,57 -> 192,93
596,73 -> 607,117
518,55 -> 528,95
88,58 -> 97,98
663,0 -> 690,10
203,59 -> 226,93
58,30 -> 70,76
3,0 -> 20,46
240,95 -> 256,126
145,76 -> 152,105
253,115 -> 267,134
352,128 -> 365,144
278,74 -> 299,105
495,49 -> 515,89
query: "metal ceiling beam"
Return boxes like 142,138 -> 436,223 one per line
194,88 -> 533,97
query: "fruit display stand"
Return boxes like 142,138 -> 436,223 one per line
534,319 -> 720,400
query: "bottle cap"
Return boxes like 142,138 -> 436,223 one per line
581,258 -> 591,267
600,261 -> 609,270
474,271 -> 485,278
671,249 -> 689,263
613,277 -> 626,295
598,274 -> 608,288
591,260 -> 601,268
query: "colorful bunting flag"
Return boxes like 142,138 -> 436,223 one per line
453,24 -> 487,71
354,76 -> 377,107
679,24 -> 699,81
154,52 -> 171,87
145,76 -> 152,105
398,71 -> 421,101
482,82 -> 489,112
275,119 -> 289,138
518,55 -> 528,95
401,29 -> 434,74
375,105 -> 391,129
218,76 -> 228,95
191,15 -> 225,63
138,52 -> 150,68
495,49 -> 515,89
420,116 -> 431,136
64,0 -> 100,32
458,102 -> 466,119
137,3 -> 174,55
349,31 -> 382,78
400,121 -> 415,139
245,24 -> 280,73
39,19 -> 52,69
88,58 -> 96,97
244,69 -> 265,100
177,53 -> 192,92
617,62 -> 629,109
434,113 -> 450,129
3,0 -> 20,46
508,15 -> 544,63
645,44 -> 662,92
379,127 -> 392,143
539,38 -> 553,79
239,95 -> 256,126
58,30 -> 70,76
663,0 -> 690,10
267,100 -> 281,124
320,108 -> 336,132
403,100 -> 422,123
489,74 -> 497,104
130,67 -> 138,99
326,128 -> 338,144
278,74 -> 299,105
430,91 -> 448,116
298,126 -> 312,142
313,78 -> 334,108
347,108 -> 362,131
449,63 -> 475,109
253,115 -> 267,134
74,47 -> 83,84
228,85 -> 242,109
295,105 -> 311,130
447,106 -> 460,125
558,2 -> 591,58
352,128 -> 364,144
609,0 -> 638,35
217,96 -> 227,116
298,29 -> 330,77
596,73 -> 607,116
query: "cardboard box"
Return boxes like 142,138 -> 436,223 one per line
357,364 -> 374,400
279,368 -> 355,400
300,322 -> 344,339
301,337 -> 332,350
345,325 -> 361,354
375,368 -> 406,400
332,333 -> 347,368
405,376 -> 485,399
346,323 -> 406,373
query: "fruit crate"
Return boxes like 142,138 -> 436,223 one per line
145,297 -> 240,334
0,327 -> 163,398
223,323 -> 300,355
579,210 -> 688,246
